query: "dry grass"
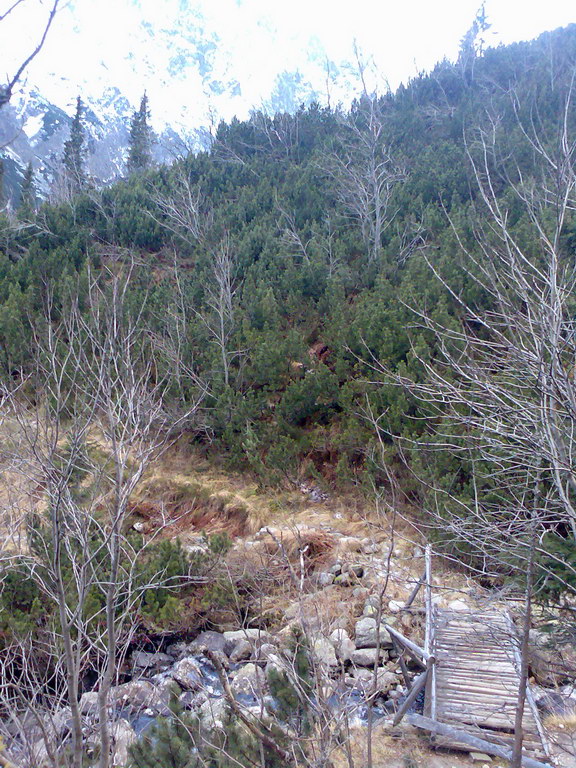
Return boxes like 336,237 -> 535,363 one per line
545,710 -> 576,733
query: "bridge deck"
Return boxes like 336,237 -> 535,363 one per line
427,606 -> 548,758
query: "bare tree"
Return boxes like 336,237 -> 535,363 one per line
0,261 -> 205,768
0,0 -> 61,108
322,97 -> 405,263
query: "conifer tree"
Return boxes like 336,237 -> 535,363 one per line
0,158 -> 5,209
18,161 -> 36,219
62,96 -> 87,192
127,92 -> 154,174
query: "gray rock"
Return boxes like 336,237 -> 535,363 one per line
230,638 -> 253,663
354,617 -> 391,649
223,628 -> 271,655
329,629 -> 355,662
350,648 -> 388,667
111,720 -> 137,766
199,697 -> 228,730
311,636 -> 339,667
189,631 -> 227,655
230,664 -> 267,696
315,572 -> 334,587
132,650 -> 173,670
171,658 -> 204,691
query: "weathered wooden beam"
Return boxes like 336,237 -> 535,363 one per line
393,666 -> 430,726
384,624 -> 428,665
407,714 -> 553,768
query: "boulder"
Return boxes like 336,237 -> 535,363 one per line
189,631 -> 227,656
230,664 -> 267,696
110,680 -> 160,711
350,648 -> 388,667
79,691 -> 99,716
111,720 -> 137,767
311,636 -> 339,667
354,617 -> 392,649
230,638 -> 254,663
314,572 -> 334,587
171,658 -> 204,691
199,697 -> 228,730
223,629 -> 271,656
329,629 -> 355,662
529,632 -> 576,686
131,650 -> 173,670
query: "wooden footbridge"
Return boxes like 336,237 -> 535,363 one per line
387,548 -> 552,768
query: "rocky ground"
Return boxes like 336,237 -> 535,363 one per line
2,444 -> 576,767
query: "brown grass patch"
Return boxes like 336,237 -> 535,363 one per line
544,710 -> 576,733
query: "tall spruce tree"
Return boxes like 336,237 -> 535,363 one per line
127,92 -> 154,174
62,96 -> 86,192
18,162 -> 36,219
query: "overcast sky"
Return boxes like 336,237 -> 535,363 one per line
2,0 -> 575,128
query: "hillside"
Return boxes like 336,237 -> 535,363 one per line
0,23 -> 575,768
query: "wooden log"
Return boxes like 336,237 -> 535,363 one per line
393,667 -> 429,726
384,624 -> 428,664
407,714 -> 552,768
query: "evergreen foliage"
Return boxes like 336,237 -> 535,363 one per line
62,95 -> 87,192
0,25 -> 573,591
127,92 -> 154,174
18,161 -> 36,219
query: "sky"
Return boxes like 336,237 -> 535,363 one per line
2,0 -> 575,130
